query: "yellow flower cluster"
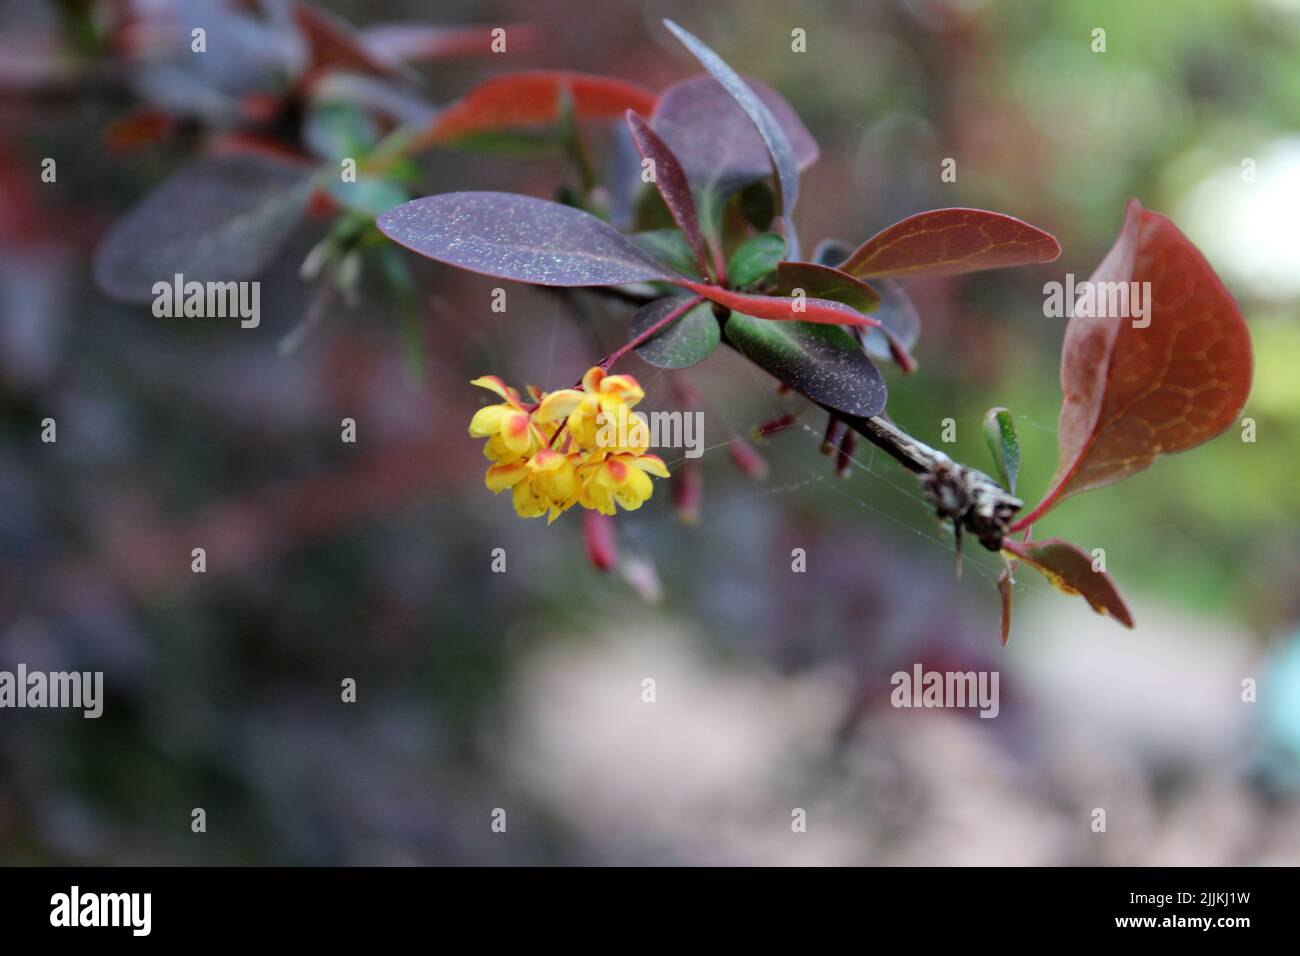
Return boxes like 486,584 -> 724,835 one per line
468,366 -> 670,522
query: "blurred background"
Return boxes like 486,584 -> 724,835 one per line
1,0 -> 1299,865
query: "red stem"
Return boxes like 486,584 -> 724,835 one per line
599,295 -> 706,372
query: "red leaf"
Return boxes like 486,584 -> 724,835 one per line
839,208 -> 1061,280
676,280 -> 877,327
1013,199 -> 1253,530
293,3 -> 405,78
626,111 -> 710,279
1002,537 -> 1133,628
424,71 -> 657,144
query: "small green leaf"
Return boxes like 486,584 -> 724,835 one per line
727,232 -> 786,288
326,176 -> 408,218
631,297 -> 719,369
304,102 -> 381,161
724,313 -> 886,417
629,230 -> 698,277
982,406 -> 1020,493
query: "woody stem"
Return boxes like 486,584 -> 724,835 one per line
824,410 -> 1023,551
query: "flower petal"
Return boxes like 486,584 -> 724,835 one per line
469,403 -> 509,437
623,465 -> 653,502
470,375 -> 518,405
501,410 -> 534,454
598,456 -> 630,487
485,460 -> 528,492
536,388 -> 584,423
512,480 -> 547,518
529,448 -> 566,471
600,374 -> 644,405
630,453 -> 670,478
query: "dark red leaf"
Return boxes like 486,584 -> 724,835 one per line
1001,537 -> 1134,628
423,71 -> 657,145
1013,199 -> 1253,530
840,208 -> 1061,280
625,111 -> 710,279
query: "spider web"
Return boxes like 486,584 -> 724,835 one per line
651,362 -> 1066,601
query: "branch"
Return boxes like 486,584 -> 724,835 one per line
575,285 -> 1023,550
831,411 -> 1023,552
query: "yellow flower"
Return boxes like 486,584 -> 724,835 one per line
579,453 -> 670,515
469,368 -> 669,522
540,366 -> 646,451
468,375 -> 546,463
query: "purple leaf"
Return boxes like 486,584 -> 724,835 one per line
376,192 -> 677,286
651,74 -> 817,200
810,239 -> 922,368
93,153 -> 311,303
863,278 -> 921,365
662,19 -> 805,259
625,111 -> 710,279
631,296 -> 719,369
